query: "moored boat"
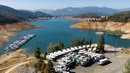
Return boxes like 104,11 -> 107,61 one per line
4,34 -> 36,53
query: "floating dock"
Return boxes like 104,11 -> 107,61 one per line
4,34 -> 36,53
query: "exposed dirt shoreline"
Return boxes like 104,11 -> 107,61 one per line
0,49 -> 36,73
70,21 -> 130,39
0,22 -> 43,46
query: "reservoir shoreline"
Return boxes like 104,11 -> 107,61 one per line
1,19 -> 130,55
70,21 -> 130,39
0,22 -> 43,46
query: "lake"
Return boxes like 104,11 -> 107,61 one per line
0,19 -> 130,54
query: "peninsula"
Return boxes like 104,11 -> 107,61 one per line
0,22 -> 42,45
71,21 -> 130,39
70,11 -> 130,39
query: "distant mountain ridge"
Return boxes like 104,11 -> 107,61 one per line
34,9 -> 54,14
37,6 -> 130,16
118,8 -> 130,12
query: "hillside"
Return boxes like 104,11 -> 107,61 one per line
71,22 -> 130,39
0,5 -> 36,20
0,15 -> 19,24
106,11 -> 130,22
73,13 -> 100,18
0,5 -> 52,24
34,11 -> 52,17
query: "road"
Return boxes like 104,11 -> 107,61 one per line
5,61 -> 30,73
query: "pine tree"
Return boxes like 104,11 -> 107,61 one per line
73,39 -> 80,47
47,43 -> 54,53
44,60 -> 55,73
86,38 -> 92,46
53,44 -> 60,52
97,35 -> 105,53
58,40 -> 64,50
34,47 -> 41,59
81,38 -> 85,46
71,40 -> 74,47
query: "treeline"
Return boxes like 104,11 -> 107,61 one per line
0,5 -> 52,25
47,38 -> 92,53
47,35 -> 105,54
34,11 -> 53,17
47,41 -> 64,54
0,15 -> 19,24
70,38 -> 92,47
100,11 -> 130,22
73,13 -> 100,18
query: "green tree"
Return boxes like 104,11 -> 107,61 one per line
53,44 -> 60,52
58,40 -> 64,50
43,52 -> 47,59
124,59 -> 130,73
81,38 -> 85,46
34,47 -> 41,59
44,60 -> 55,73
71,39 -> 80,47
71,40 -> 74,47
35,60 -> 43,72
47,43 -> 61,53
86,38 -> 92,46
96,35 -> 105,53
47,43 -> 54,54
75,39 -> 80,46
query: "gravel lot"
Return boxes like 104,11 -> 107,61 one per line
71,48 -> 130,73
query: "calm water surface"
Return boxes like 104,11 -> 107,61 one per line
0,19 -> 130,54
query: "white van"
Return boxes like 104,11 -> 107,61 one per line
97,58 -> 110,65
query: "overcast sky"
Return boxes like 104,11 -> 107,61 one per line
0,0 -> 130,10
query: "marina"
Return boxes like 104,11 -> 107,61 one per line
4,34 -> 36,53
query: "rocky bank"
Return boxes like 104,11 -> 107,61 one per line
71,21 -> 130,39
0,22 -> 42,45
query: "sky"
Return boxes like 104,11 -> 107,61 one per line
0,0 -> 130,10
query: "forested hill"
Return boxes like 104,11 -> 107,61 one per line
73,13 -> 100,18
0,15 -> 19,24
34,11 -> 53,17
106,11 -> 130,22
0,5 -> 52,24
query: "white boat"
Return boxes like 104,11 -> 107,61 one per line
95,32 -> 104,35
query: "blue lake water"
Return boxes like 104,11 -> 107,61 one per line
0,19 -> 130,54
